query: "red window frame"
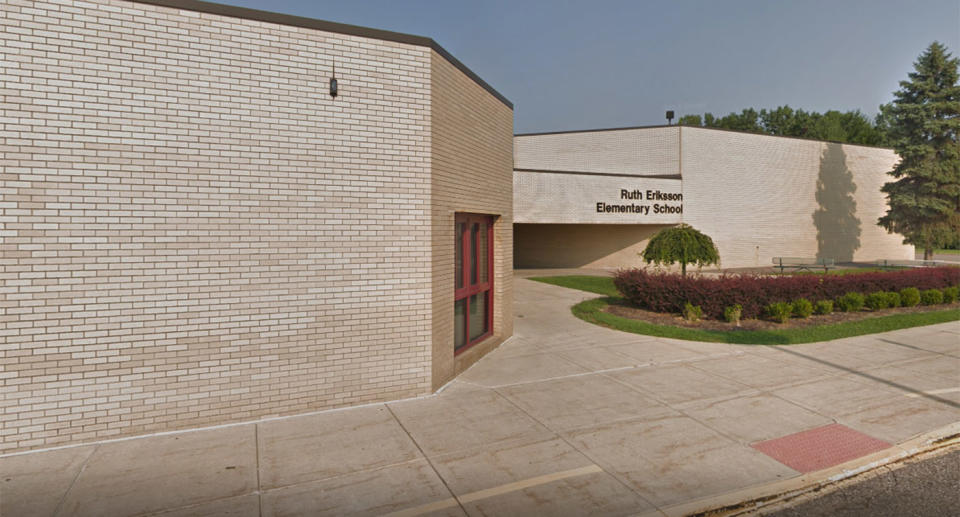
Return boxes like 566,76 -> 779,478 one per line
454,213 -> 494,354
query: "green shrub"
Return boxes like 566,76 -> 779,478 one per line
683,302 -> 703,322
792,299 -> 814,318
943,286 -> 959,303
864,292 -> 889,311
900,287 -> 921,307
836,292 -> 865,312
766,302 -> 792,323
920,289 -> 944,305
613,266 -> 959,319
814,300 -> 834,315
724,304 -> 742,325
884,291 -> 901,308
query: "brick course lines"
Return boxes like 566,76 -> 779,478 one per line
0,0 -> 483,452
429,51 -> 514,389
681,127 -> 912,268
511,126 -> 912,270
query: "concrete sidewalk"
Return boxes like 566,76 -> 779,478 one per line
2,278 -> 958,516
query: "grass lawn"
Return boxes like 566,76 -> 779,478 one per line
528,275 -> 621,297
935,249 -> 960,255
528,275 -> 960,345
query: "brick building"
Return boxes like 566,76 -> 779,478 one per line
1,0 -> 916,455
514,126 -> 913,269
1,0 -> 513,452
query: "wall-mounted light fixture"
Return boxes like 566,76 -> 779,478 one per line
329,58 -> 338,98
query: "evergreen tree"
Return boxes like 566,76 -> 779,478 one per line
878,42 -> 960,259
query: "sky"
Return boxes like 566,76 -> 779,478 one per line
224,0 -> 959,134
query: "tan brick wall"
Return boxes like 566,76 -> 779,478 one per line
680,127 -> 913,268
511,127 -> 913,271
0,0 -> 444,452
514,224 -> 673,269
430,52 -> 514,390
514,126 -> 679,176
514,171 -> 682,224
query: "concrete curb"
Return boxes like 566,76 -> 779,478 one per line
642,420 -> 960,517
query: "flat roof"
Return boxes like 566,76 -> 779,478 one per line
515,124 -> 892,150
128,0 -> 512,109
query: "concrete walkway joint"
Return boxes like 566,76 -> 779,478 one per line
1,276 -> 957,517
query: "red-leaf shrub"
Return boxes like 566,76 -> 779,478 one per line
613,266 -> 960,319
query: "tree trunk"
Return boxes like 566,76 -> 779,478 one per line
924,247 -> 933,260
681,241 -> 687,277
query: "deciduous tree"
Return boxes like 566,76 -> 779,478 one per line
678,106 -> 887,145
641,224 -> 720,277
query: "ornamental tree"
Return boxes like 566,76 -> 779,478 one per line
641,224 -> 720,277
877,42 -> 960,260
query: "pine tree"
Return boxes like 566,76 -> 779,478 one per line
878,42 -> 960,259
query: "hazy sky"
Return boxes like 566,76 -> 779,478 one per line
224,0 -> 959,134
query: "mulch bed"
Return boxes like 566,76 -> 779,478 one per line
604,300 -> 960,331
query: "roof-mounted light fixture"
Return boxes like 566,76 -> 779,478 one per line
666,110 -> 674,125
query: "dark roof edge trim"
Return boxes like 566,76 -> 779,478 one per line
516,124 -> 893,150
126,0 -> 513,109
515,124 -> 676,137
514,168 -> 682,180
429,44 -> 512,109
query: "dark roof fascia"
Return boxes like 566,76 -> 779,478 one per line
514,168 -> 682,180
126,0 -> 512,109
515,124 -> 893,151
680,125 -> 895,151
515,124 -> 676,137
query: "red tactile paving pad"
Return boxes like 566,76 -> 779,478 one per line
751,424 -> 892,473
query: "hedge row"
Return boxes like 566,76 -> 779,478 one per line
613,266 -> 960,319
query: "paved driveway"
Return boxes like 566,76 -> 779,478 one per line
2,278 -> 958,516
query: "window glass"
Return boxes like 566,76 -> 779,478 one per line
454,298 -> 466,349
478,223 -> 488,284
470,223 -> 479,285
454,214 -> 494,352
455,223 -> 464,289
468,293 -> 487,341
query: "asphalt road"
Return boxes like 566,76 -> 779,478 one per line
763,446 -> 960,517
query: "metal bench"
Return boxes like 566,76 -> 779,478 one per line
772,257 -> 836,273
875,259 -> 939,269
